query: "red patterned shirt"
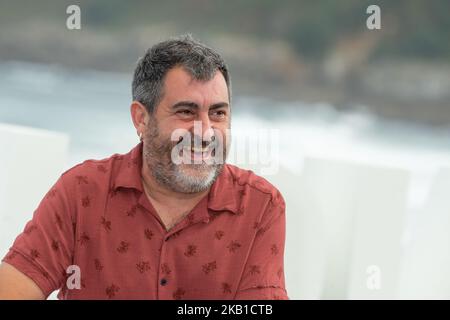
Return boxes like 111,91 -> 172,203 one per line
2,142 -> 288,300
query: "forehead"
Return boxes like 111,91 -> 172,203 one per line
161,66 -> 229,105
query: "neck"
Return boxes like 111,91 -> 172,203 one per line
140,161 -> 210,205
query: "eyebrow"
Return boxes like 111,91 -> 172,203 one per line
171,101 -> 229,111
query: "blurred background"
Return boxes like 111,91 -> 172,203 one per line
1,0 -> 450,299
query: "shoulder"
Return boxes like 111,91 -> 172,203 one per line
61,154 -> 120,179
57,151 -> 127,193
224,164 -> 285,206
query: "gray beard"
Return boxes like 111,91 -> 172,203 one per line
142,121 -> 225,193
151,160 -> 224,193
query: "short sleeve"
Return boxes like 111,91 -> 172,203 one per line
235,191 -> 289,300
2,173 -> 76,298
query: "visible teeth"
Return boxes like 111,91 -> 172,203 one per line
191,147 -> 208,152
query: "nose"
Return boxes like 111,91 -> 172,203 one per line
198,111 -> 212,132
198,112 -> 215,145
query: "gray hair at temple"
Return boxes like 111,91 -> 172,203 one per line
132,34 -> 231,114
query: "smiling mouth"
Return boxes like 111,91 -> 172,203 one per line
191,146 -> 209,153
174,135 -> 220,162
188,145 -> 216,159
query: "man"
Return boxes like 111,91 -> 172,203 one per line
0,35 -> 288,300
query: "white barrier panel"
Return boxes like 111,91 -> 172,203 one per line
0,123 -> 69,259
257,165 -> 326,300
254,157 -> 409,299
299,157 -> 410,299
397,168 -> 450,299
298,157 -> 357,300
346,161 -> 409,299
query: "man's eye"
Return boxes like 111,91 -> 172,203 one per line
211,110 -> 226,117
177,110 -> 194,116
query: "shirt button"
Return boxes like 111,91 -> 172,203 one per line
160,278 -> 168,286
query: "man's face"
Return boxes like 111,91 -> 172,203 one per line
142,66 -> 231,193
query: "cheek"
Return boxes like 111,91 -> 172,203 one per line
216,126 -> 229,138
166,122 -> 193,140
147,129 -> 174,152
155,124 -> 177,142
213,128 -> 230,147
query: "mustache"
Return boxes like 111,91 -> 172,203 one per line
144,130 -> 227,167
175,134 -> 219,149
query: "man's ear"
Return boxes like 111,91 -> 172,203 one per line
130,101 -> 148,138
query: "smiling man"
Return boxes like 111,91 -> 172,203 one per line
0,35 -> 288,300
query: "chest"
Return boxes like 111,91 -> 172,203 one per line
65,209 -> 253,300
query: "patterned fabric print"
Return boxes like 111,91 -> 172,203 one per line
2,142 -> 288,300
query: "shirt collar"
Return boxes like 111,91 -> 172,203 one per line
112,142 -> 144,192
207,165 -> 240,215
113,142 -> 240,215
